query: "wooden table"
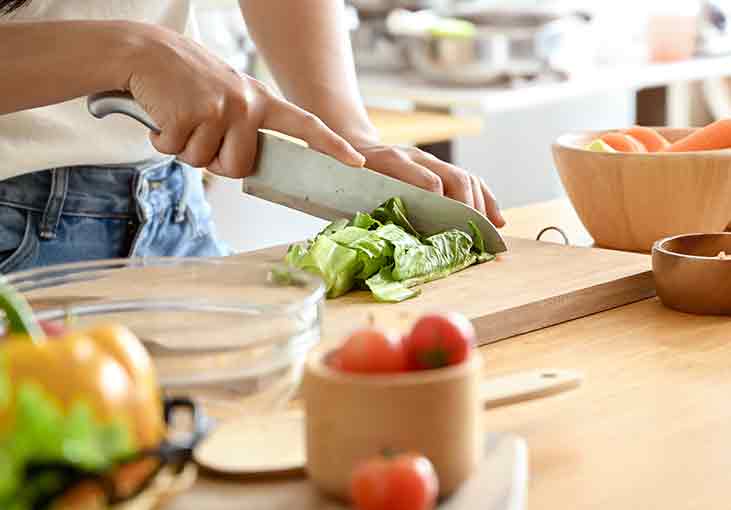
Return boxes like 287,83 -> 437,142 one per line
182,199 -> 731,510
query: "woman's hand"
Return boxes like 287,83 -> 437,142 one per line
125,23 -> 504,226
352,142 -> 506,228
124,24 -> 365,177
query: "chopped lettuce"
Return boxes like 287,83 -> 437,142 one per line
349,212 -> 381,230
469,220 -> 497,263
286,197 -> 496,302
288,235 -> 361,298
366,266 -> 421,302
0,355 -> 134,509
319,218 -> 349,237
371,197 -> 421,238
393,230 -> 475,281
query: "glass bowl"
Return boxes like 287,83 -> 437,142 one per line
4,257 -> 324,419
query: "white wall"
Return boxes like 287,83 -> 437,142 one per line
207,177 -> 327,252
455,91 -> 635,209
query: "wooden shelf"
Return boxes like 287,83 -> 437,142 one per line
367,107 -> 483,146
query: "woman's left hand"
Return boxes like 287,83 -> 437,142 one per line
352,142 -> 506,228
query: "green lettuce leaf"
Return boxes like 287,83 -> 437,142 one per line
284,197 -> 496,303
329,227 -> 394,280
373,224 -> 421,252
349,212 -> 381,230
371,197 -> 420,238
393,229 -> 476,281
288,235 -> 361,298
468,220 -> 496,263
329,226 -> 372,246
366,266 -> 421,303
319,219 -> 349,237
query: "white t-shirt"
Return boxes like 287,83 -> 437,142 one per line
0,0 -> 195,180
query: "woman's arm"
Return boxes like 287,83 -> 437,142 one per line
0,20 -> 362,174
239,0 -> 504,225
0,21 -> 137,114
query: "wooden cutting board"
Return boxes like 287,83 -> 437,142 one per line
237,236 -> 654,346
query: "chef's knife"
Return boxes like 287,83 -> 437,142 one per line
87,91 -> 507,253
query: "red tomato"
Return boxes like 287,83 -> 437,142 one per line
404,313 -> 475,369
39,320 -> 67,338
351,453 -> 439,510
334,328 -> 408,374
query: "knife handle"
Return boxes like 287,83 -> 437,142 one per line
87,91 -> 161,134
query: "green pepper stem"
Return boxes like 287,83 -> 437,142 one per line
0,277 -> 45,343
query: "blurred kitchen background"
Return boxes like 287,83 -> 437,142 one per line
193,0 -> 731,251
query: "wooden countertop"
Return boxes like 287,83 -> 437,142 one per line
473,199 -> 731,509
367,108 -> 482,146
180,199 -> 731,510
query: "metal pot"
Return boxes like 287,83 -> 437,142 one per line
351,17 -> 411,72
404,31 -> 511,85
402,8 -> 592,86
349,0 -> 443,18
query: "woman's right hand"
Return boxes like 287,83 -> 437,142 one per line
123,23 -> 365,177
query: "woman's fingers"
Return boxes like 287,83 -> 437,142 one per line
358,146 -> 445,195
178,121 -> 225,168
262,99 -> 365,168
149,121 -> 195,156
470,174 -> 486,216
356,144 -> 506,227
208,120 -> 260,178
411,150 -> 474,208
479,177 -> 505,227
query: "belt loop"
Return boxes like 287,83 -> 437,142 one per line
132,169 -> 149,224
174,164 -> 193,224
39,168 -> 69,239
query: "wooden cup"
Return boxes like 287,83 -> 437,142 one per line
303,350 -> 483,501
653,232 -> 731,315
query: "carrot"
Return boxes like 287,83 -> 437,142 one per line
600,132 -> 648,153
664,119 -> 731,152
623,126 -> 671,152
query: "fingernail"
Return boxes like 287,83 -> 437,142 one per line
351,152 -> 366,167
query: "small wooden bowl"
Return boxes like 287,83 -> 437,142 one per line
653,233 -> 731,315
303,350 -> 483,501
553,128 -> 731,252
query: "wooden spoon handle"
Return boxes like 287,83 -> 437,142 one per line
480,369 -> 583,409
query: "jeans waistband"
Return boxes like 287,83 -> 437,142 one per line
0,158 -> 177,221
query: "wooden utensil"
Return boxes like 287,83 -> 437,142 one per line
653,232 -> 731,315
193,368 -> 581,475
236,236 -> 654,347
553,128 -> 731,253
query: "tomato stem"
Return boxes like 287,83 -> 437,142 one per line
381,447 -> 399,459
0,277 -> 45,343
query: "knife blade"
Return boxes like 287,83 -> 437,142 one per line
87,91 -> 507,253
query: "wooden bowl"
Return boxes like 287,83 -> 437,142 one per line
653,233 -> 731,315
552,128 -> 731,252
303,350 -> 483,501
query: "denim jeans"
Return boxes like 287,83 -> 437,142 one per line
0,159 -> 229,274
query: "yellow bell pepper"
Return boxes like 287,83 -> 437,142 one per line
0,324 -> 165,450
0,280 -> 164,450
0,278 -> 166,508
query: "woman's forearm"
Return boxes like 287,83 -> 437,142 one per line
0,20 -> 143,115
239,0 -> 379,146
